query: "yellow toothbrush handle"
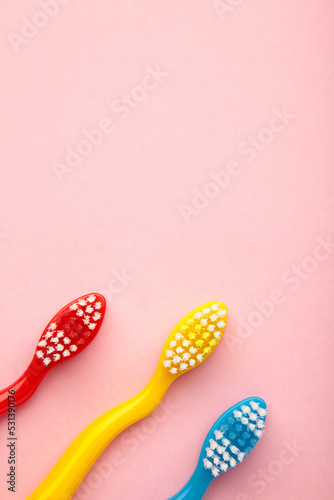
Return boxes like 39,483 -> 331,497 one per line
27,367 -> 172,500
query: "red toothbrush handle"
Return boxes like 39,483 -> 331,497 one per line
0,361 -> 46,417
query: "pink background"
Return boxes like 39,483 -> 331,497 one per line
0,1 -> 333,499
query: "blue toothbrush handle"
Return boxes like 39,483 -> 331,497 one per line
167,465 -> 212,500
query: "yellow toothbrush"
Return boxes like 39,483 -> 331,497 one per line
27,301 -> 227,499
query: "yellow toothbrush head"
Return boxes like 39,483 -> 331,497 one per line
159,301 -> 227,379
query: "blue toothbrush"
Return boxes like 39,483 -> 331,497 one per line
167,397 -> 267,500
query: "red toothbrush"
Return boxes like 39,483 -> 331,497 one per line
0,293 -> 106,416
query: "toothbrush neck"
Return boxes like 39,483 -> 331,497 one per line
167,466 -> 212,500
117,365 -> 173,420
0,363 -> 46,417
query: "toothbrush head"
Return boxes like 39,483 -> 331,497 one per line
160,301 -> 227,378
32,294 -> 106,370
201,397 -> 267,478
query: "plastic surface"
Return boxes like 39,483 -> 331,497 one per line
167,397 -> 267,500
27,365 -> 172,499
27,301 -> 227,499
0,293 -> 106,417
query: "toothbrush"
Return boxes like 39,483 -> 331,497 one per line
0,293 -> 106,417
27,300 -> 227,499
168,397 -> 267,500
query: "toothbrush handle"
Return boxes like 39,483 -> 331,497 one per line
167,467 -> 212,500
168,464 -> 212,500
27,367 -> 172,500
0,364 -> 45,417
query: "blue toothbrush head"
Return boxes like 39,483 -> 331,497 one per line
200,397 -> 267,478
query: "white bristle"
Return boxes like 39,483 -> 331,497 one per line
88,295 -> 96,303
241,405 -> 250,414
88,323 -> 96,330
222,438 -> 230,447
229,445 -> 239,455
182,352 -> 191,361
182,339 -> 190,347
249,412 -> 257,421
45,332 -> 53,339
222,452 -> 230,461
217,309 -> 226,317
163,360 -> 171,368
169,367 -> 178,375
93,312 -> 101,321
233,410 -> 242,419
203,458 -> 212,469
76,309 -> 84,317
209,439 -> 218,450
174,333 -> 182,340
210,314 -> 218,321
211,466 -> 220,477
217,320 -> 225,328
241,417 -> 249,425
43,357 -> 51,366
213,454 -> 220,465
36,350 -> 44,359
169,341 -> 176,348
173,356 -> 181,364
38,340 -> 47,347
94,302 -> 102,309
248,423 -> 256,431
230,458 -> 237,467
78,300 -> 86,306
189,359 -> 196,366
206,447 -> 214,458
53,353 -> 61,361
69,304 -> 78,310
165,350 -> 173,358
214,430 -> 223,440
214,331 -> 222,339
63,350 -> 70,357
254,430 -> 264,438
189,347 -> 197,354
86,305 -> 94,313
257,420 -> 265,429
211,304 -> 219,311
217,445 -> 225,455
194,312 -> 202,319
51,337 -> 59,344
46,347 -> 55,354
238,452 -> 245,461
220,462 -> 228,472
49,323 -> 57,330
63,337 -> 71,345
57,331 -> 64,338
250,401 -> 259,411
70,345 -> 78,352
200,319 -> 208,326
197,354 -> 203,362
176,347 -> 183,354
207,325 -> 215,331
257,407 -> 267,417
202,308 -> 210,314
180,363 -> 188,371
56,344 -> 64,352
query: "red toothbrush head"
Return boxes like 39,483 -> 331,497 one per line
0,293 -> 106,416
31,293 -> 106,371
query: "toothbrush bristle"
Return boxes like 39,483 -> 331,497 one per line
162,301 -> 227,376
202,398 -> 267,477
33,294 -> 106,368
